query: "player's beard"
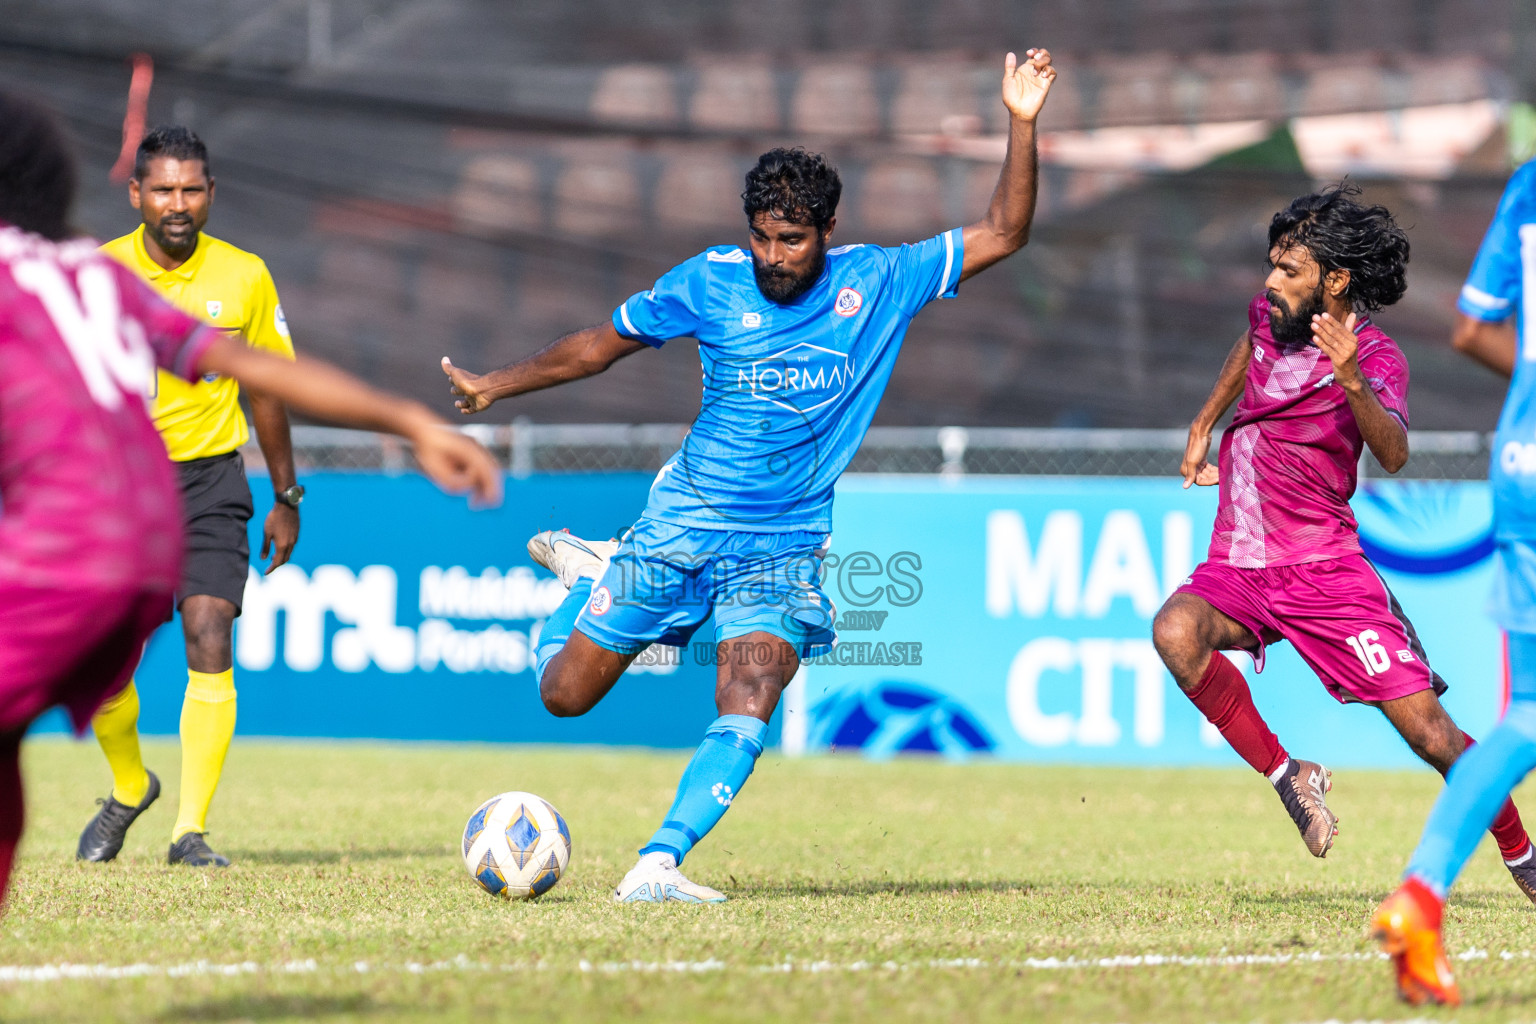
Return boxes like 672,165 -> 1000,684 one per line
1267,284 -> 1326,348
754,249 -> 826,304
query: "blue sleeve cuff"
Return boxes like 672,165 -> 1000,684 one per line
937,227 -> 962,301
611,302 -> 666,348
1458,284 -> 1516,323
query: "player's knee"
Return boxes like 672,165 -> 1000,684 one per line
538,670 -> 593,718
716,668 -> 784,720
1151,601 -> 1200,663
1422,724 -> 1468,775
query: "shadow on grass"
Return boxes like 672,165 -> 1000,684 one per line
228,847 -> 450,865
158,994 -> 392,1022
747,878 -> 1038,898
1233,887 -> 1522,913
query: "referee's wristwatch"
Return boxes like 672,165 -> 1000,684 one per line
275,484 -> 305,509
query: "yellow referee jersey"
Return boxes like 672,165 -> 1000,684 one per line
100,225 -> 296,462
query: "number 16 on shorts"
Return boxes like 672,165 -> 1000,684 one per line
1345,629 -> 1393,677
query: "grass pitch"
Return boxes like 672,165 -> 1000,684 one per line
6,739 -> 1536,1022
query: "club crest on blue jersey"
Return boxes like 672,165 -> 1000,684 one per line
834,287 -> 863,317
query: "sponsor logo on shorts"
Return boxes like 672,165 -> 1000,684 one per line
1397,649 -> 1416,662
589,586 -> 612,616
742,312 -> 761,328
834,287 -> 863,317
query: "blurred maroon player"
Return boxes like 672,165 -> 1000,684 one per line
0,92 -> 501,906
1151,185 -> 1536,900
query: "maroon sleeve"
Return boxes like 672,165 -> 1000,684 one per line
109,259 -> 219,381
1247,292 -> 1268,332
1358,337 -> 1410,428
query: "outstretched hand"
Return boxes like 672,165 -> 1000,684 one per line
442,356 -> 492,415
1001,48 -> 1056,122
409,422 -> 503,508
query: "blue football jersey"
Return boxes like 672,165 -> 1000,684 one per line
612,229 -> 963,532
1459,162 -> 1536,628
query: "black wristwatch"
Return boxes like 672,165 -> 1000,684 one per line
275,484 -> 305,509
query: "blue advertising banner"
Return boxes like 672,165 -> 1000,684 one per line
34,473 -> 727,748
788,477 -> 1504,769
33,472 -> 1506,769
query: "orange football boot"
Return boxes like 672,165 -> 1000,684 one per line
1370,879 -> 1460,1007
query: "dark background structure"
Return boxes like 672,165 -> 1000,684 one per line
2,0 -> 1527,429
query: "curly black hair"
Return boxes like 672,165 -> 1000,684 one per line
1267,183 -> 1410,312
0,91 -> 78,241
134,125 -> 211,181
742,147 -> 841,231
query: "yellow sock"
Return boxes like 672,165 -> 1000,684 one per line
91,680 -> 149,806
172,668 -> 236,842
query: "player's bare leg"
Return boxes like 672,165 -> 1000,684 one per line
1152,593 -> 1256,691
616,631 -> 796,903
1376,690 -> 1536,901
1153,593 -> 1339,856
537,632 -> 638,717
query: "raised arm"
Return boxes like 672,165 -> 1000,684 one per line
195,335 -> 502,507
440,322 -> 647,415
1181,331 -> 1252,488
959,49 -> 1056,282
1451,313 -> 1516,379
1313,312 -> 1409,474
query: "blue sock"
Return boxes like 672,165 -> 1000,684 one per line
536,578 -> 592,684
640,714 -> 767,864
1405,698 -> 1536,895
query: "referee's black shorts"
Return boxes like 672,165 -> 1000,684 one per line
176,450 -> 254,615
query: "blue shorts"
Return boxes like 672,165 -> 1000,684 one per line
575,519 -> 838,659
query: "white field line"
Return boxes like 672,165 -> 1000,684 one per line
0,947 -> 1524,984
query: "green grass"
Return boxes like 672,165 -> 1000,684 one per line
6,739 -> 1536,1022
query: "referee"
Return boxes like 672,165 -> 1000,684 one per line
78,127 -> 301,868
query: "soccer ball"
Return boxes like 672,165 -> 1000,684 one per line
461,791 -> 571,899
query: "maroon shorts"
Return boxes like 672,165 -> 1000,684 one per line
1175,553 -> 1447,705
0,583 -> 173,735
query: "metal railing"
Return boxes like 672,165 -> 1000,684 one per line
244,423 -> 1497,481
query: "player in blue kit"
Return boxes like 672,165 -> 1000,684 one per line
440,49 -> 1056,902
1370,162 -> 1536,1005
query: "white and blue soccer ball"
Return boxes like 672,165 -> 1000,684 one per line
461,791 -> 571,899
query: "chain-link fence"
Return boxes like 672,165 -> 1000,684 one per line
247,424 -> 1497,480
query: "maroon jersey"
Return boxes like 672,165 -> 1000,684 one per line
0,224 -> 217,590
1207,292 -> 1410,569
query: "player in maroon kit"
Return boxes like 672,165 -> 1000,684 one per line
1152,185 -> 1536,900
0,92 -> 501,907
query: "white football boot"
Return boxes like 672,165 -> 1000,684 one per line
526,529 -> 619,590
614,852 -> 727,904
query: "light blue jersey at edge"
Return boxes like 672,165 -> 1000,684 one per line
1458,162 -> 1536,631
612,229 -> 963,532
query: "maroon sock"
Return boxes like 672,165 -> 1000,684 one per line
0,732 -> 20,909
1461,731 -> 1533,861
1185,654 -> 1288,776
